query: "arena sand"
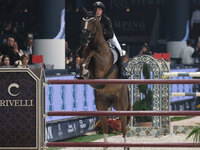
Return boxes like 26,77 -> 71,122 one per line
59,116 -> 200,150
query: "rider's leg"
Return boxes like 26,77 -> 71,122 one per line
116,56 -> 128,79
108,34 -> 128,79
108,34 -> 122,56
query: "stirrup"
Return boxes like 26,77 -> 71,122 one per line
74,74 -> 84,79
119,72 -> 129,79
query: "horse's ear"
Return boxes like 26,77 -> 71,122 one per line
82,7 -> 88,15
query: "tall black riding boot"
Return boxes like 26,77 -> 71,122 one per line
116,56 -> 129,79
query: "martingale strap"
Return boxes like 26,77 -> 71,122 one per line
101,64 -> 117,79
91,64 -> 117,89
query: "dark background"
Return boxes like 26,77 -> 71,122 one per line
0,0 -> 200,57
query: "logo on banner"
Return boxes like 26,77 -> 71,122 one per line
8,83 -> 20,97
0,83 -> 33,107
67,123 -> 76,133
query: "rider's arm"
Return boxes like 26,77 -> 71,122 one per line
102,16 -> 114,40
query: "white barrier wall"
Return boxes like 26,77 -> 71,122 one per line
167,41 -> 186,58
34,39 -> 65,69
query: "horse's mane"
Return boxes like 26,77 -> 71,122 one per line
84,11 -> 95,18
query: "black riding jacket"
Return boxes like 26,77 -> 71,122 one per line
99,15 -> 114,41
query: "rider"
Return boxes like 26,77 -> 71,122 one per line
93,1 -> 127,79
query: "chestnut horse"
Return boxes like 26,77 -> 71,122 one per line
80,9 -> 130,150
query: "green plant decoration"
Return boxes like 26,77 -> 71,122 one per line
133,63 -> 153,123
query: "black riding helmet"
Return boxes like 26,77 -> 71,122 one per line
93,1 -> 105,10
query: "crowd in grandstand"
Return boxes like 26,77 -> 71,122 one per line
0,0 -> 35,68
1,0 -> 200,70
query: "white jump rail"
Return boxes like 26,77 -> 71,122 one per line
163,72 -> 200,77
171,92 -> 200,97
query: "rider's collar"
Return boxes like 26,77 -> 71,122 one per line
97,16 -> 102,21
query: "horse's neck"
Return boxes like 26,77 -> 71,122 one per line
94,23 -> 110,56
92,25 -> 113,73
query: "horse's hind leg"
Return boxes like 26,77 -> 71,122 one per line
95,92 -> 111,150
120,114 -> 131,150
117,86 -> 130,150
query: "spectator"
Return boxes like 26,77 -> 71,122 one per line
122,54 -> 129,64
1,55 -> 11,67
13,41 -> 24,57
65,56 -> 70,68
22,37 -> 33,64
180,40 -> 195,65
71,56 -> 81,69
20,54 -> 30,68
138,43 -> 152,55
0,37 -> 19,65
0,37 -> 14,55
11,41 -> 21,66
23,37 -> 33,55
65,52 -> 74,69
65,41 -> 72,57
192,41 -> 200,63
68,52 -> 74,65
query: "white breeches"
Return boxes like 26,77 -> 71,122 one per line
108,33 -> 122,56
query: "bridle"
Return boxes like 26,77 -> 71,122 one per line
81,17 -> 97,47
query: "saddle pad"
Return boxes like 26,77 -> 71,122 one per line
110,46 -> 118,64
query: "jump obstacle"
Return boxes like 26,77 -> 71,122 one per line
45,55 -> 200,148
163,71 -> 200,97
44,55 -> 200,148
1,55 -> 200,150
44,78 -> 200,148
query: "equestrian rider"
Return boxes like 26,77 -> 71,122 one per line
93,1 -> 127,79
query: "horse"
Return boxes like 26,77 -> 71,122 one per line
79,9 -> 131,150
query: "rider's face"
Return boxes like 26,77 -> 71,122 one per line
96,8 -> 103,17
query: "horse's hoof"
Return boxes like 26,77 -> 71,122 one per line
74,75 -> 84,79
124,147 -> 130,150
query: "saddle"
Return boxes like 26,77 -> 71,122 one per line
109,44 -> 119,64
109,44 -> 128,79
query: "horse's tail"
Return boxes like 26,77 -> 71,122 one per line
126,87 -> 131,126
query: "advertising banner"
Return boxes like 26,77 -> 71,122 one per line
0,68 -> 43,150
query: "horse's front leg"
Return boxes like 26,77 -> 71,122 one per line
81,51 -> 96,79
99,116 -> 108,150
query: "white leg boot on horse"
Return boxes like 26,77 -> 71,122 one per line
80,51 -> 96,79
100,116 -> 109,150
95,92 -> 111,150
103,133 -> 108,150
